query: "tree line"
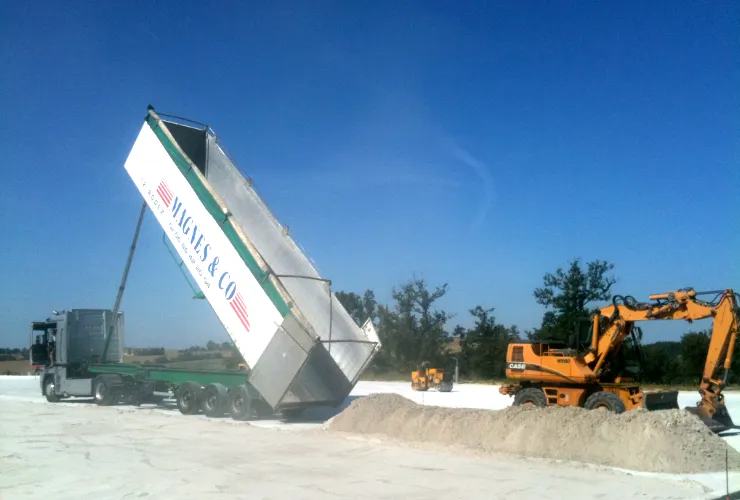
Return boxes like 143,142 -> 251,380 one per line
335,258 -> 739,385
0,347 -> 29,363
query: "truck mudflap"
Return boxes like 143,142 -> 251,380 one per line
642,390 -> 680,411
685,404 -> 736,434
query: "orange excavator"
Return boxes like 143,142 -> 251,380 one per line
499,288 -> 739,433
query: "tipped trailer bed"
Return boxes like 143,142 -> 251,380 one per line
33,106 -> 381,421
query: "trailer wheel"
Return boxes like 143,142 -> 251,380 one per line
202,383 -> 228,418
44,377 -> 58,403
176,381 -> 202,415
93,375 -> 121,406
228,385 -> 253,421
584,391 -> 626,413
513,387 -> 547,407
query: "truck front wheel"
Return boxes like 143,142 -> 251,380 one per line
44,377 -> 58,403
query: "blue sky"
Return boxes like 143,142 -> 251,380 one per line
1,1 -> 737,348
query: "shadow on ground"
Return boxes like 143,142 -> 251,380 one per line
286,395 -> 361,423
124,394 -> 364,424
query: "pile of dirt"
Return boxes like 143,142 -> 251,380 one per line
326,393 -> 740,474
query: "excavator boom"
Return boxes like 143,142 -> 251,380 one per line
593,288 -> 739,432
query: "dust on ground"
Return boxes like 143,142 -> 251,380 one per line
326,393 -> 740,474
1,398 -> 713,500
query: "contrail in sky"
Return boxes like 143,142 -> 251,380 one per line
444,139 -> 496,232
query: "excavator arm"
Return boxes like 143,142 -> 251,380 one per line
589,288 -> 739,432
681,289 -> 739,431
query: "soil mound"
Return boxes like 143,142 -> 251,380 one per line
326,393 -> 740,474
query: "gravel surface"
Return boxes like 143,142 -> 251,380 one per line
0,398 -> 715,499
327,393 -> 740,474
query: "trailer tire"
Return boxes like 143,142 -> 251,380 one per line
513,387 -> 548,407
229,385 -> 252,421
584,391 -> 626,413
44,376 -> 58,403
176,381 -> 202,415
202,383 -> 228,418
93,375 -> 122,406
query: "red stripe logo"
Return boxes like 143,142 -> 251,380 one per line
230,293 -> 251,332
157,180 -> 173,207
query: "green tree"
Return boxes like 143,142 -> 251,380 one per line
460,306 -> 520,379
345,278 -> 452,373
680,330 -> 711,383
393,278 -> 452,368
529,258 -> 617,345
641,341 -> 683,384
452,325 -> 467,338
335,289 -> 378,326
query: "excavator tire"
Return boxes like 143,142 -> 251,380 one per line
583,391 -> 626,413
513,387 -> 548,407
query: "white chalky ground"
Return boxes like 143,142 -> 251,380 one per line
2,375 -> 739,499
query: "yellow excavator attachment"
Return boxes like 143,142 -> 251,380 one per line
685,404 -> 736,434
644,390 -> 735,434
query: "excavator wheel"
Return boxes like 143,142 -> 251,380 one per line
583,391 -> 626,413
513,387 -> 547,407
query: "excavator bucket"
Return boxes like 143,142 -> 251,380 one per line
642,390 -> 680,411
685,405 -> 736,434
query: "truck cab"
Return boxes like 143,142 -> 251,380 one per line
32,309 -> 124,402
30,321 -> 55,373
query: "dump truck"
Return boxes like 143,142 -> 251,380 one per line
33,105 -> 382,421
499,288 -> 739,433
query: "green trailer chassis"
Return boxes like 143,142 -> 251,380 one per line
89,363 -> 250,387
77,363 -> 307,421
